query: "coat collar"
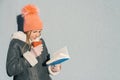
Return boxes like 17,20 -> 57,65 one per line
11,31 -> 41,42
11,31 -> 26,42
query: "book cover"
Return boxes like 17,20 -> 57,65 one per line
46,46 -> 70,66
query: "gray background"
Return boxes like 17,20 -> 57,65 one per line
0,0 -> 120,80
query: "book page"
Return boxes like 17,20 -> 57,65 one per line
46,46 -> 70,65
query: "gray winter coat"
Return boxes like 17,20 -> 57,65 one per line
6,32 -> 52,80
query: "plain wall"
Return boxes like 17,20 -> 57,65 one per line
0,0 -> 120,80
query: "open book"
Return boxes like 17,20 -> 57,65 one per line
46,46 -> 70,66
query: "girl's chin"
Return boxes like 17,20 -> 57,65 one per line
30,38 -> 35,41
30,38 -> 38,41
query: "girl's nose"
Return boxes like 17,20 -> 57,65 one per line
36,32 -> 40,37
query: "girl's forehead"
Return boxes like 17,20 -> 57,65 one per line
32,29 -> 42,31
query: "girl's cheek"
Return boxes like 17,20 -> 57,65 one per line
30,36 -> 35,41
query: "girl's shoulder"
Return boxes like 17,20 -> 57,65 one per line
9,31 -> 27,48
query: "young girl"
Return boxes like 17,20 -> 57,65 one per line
6,4 -> 61,80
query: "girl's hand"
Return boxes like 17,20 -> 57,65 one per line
50,64 -> 61,72
31,44 -> 43,57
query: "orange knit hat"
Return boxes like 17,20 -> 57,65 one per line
21,4 -> 43,32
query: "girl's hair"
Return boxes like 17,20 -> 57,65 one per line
22,31 -> 32,53
25,31 -> 32,45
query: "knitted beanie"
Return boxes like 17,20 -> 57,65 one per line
21,4 -> 43,32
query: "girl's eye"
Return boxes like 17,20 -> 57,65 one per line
32,30 -> 41,33
39,31 -> 41,33
33,31 -> 37,33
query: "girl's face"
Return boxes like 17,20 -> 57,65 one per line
29,29 -> 42,41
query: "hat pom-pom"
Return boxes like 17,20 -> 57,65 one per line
22,4 -> 39,16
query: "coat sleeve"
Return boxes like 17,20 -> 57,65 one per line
41,38 -> 50,60
6,40 -> 31,77
41,39 -> 61,75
